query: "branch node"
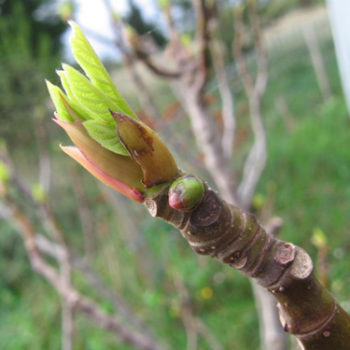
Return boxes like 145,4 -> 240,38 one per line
290,248 -> 313,281
190,190 -> 222,228
274,243 -> 296,267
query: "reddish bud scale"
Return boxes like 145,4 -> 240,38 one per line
168,185 -> 187,210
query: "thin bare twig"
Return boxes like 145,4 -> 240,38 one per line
61,251 -> 73,350
70,164 -> 95,258
1,197 -> 163,350
276,94 -> 296,132
193,0 -> 212,93
0,146 -> 164,350
303,25 -> 332,100
34,111 -> 51,193
125,56 -> 163,119
210,35 -> 236,159
264,216 -> 284,238
133,48 -> 184,79
70,253 -> 156,338
162,2 -> 178,42
250,1 -> 268,100
35,234 -> 74,350
35,233 -> 156,340
234,2 -> 268,210
101,186 -> 157,286
178,87 -> 237,204
174,276 -> 224,350
233,7 -> 254,95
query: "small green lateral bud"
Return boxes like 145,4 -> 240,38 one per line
168,175 -> 205,211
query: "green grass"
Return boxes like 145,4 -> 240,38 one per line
260,97 -> 350,301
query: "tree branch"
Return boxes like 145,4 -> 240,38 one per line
233,7 -> 254,95
234,1 -> 268,210
101,186 -> 157,286
161,1 -> 178,43
193,0 -> 212,92
177,87 -> 237,205
174,276 -> 224,350
0,146 -> 165,350
35,232 -> 157,341
2,199 -> 164,350
145,184 -> 350,349
133,48 -> 184,79
210,33 -> 236,159
70,164 -> 95,258
34,110 -> 51,193
249,0 -> 268,99
303,25 -> 332,100
102,0 -> 183,79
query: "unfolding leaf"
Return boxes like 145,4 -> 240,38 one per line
69,21 -> 137,119
83,119 -> 128,156
56,69 -> 88,120
62,64 -> 119,122
46,80 -> 72,121
56,69 -> 74,98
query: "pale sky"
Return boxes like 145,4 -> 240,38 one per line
61,0 -> 159,60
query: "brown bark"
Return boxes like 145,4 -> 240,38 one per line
145,184 -> 350,349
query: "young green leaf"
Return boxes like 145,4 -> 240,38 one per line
62,64 -> 120,122
68,21 -> 137,119
83,119 -> 128,156
56,69 -> 89,120
46,80 -> 73,122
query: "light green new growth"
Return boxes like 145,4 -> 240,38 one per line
83,119 -> 125,154
68,21 -> 136,118
46,81 -> 72,122
46,21 -> 138,156
61,64 -> 120,122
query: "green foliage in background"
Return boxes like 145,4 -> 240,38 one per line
0,0 -> 65,147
